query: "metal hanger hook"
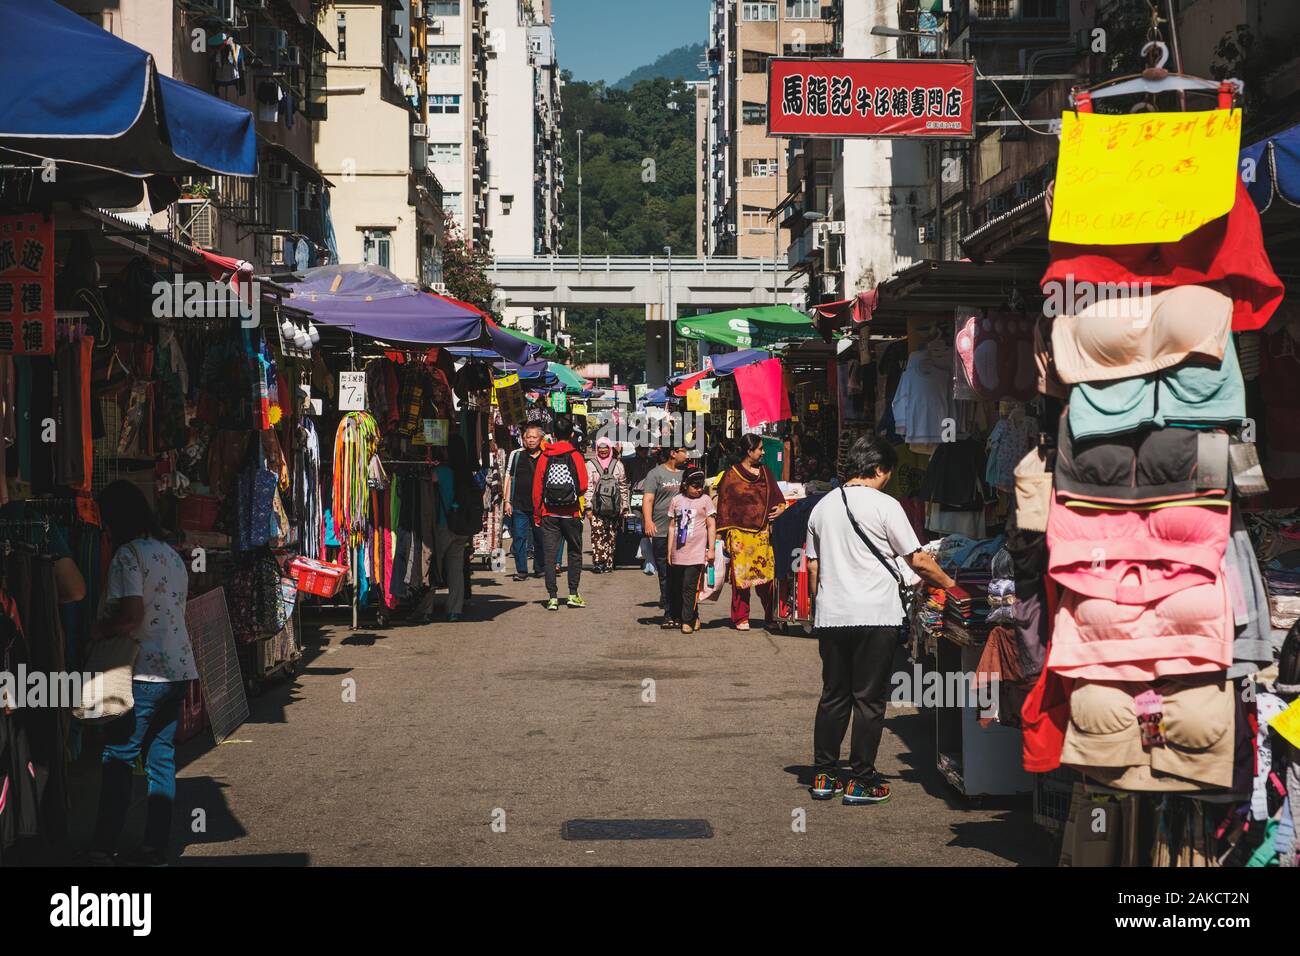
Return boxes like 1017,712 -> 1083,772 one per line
1140,41 -> 1170,70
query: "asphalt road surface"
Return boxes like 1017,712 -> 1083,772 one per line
145,555 -> 1051,866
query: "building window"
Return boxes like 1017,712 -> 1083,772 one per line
742,205 -> 773,231
336,11 -> 346,61
430,142 -> 462,164
785,0 -> 821,19
429,94 -> 462,114
443,192 -> 463,215
429,45 -> 461,66
743,158 -> 778,178
362,229 -> 392,269
977,0 -> 1011,17
742,102 -> 768,125
742,50 -> 771,74
742,3 -> 777,21
1021,0 -> 1059,17
430,0 -> 461,15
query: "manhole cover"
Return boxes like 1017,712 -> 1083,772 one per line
561,819 -> 714,841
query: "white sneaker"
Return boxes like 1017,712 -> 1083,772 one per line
642,562 -> 655,575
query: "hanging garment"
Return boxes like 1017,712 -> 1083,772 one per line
1068,336 -> 1246,442
1061,675 -> 1235,791
1050,575 -> 1234,682
732,358 -> 791,428
890,346 -> 955,445
332,412 -> 380,549
1042,180 -> 1283,332
1049,283 -> 1233,384
294,418 -> 324,559
1046,496 -> 1230,604
1224,508 -> 1278,679
984,415 -> 1031,491
954,312 -> 1038,400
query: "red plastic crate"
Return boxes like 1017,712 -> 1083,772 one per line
288,556 -> 348,597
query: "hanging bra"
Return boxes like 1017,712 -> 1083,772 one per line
1054,411 -> 1231,505
1067,335 -> 1245,441
1050,576 -> 1234,682
1050,284 -> 1233,385
1047,494 -> 1231,601
1060,676 -> 1235,791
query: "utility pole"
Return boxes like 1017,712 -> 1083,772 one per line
577,129 -> 584,273
664,244 -> 673,382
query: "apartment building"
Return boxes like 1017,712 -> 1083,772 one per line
701,0 -> 837,259
317,0 -> 443,287
423,0 -> 491,250
62,0 -> 335,271
484,0 -> 562,334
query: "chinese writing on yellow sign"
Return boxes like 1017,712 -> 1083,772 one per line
1050,108 -> 1242,245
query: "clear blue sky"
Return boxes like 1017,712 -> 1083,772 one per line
552,0 -> 708,83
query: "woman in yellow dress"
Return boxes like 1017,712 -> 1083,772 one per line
715,434 -> 786,630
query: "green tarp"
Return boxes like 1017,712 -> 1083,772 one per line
674,305 -> 819,350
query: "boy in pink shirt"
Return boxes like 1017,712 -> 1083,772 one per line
667,468 -> 717,634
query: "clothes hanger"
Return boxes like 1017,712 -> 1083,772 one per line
1071,42 -> 1242,113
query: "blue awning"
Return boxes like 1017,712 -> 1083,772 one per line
0,0 -> 256,178
1241,124 -> 1300,213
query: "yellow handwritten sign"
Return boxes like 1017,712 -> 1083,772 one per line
1270,698 -> 1300,751
686,388 -> 711,413
1050,108 -> 1242,245
493,373 -> 520,390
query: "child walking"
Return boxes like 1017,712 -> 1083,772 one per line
666,468 -> 717,634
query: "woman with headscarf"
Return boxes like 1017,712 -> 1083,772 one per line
715,433 -> 787,630
586,436 -> 629,573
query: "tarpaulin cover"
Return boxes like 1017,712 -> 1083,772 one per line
282,264 -> 531,362
0,0 -> 257,178
675,306 -> 820,349
733,357 -> 792,427
1241,123 -> 1300,213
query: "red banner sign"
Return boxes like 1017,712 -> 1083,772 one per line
0,213 -> 55,355
767,58 -> 975,140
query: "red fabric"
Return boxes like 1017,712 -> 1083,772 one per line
673,369 -> 710,397
733,358 -> 792,427
1020,581 -> 1071,772
531,441 -> 589,521
731,579 -> 775,626
1042,181 -> 1282,332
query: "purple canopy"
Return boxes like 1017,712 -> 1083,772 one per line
284,264 -> 531,364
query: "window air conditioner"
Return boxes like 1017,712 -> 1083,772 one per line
266,161 -> 291,186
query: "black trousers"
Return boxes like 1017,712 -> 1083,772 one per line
541,515 -> 583,598
652,536 -> 671,613
668,563 -> 704,624
812,626 -> 899,781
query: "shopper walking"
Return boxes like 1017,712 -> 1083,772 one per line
715,434 -> 785,631
622,445 -> 657,575
503,424 -> 547,581
88,480 -> 198,867
666,468 -> 716,633
805,436 -> 954,806
412,436 -> 480,623
533,414 -> 589,610
641,445 -> 688,626
586,436 -> 629,573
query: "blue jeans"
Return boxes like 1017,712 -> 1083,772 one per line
508,509 -> 562,574
92,679 -> 187,854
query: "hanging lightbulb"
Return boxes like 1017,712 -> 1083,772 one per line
308,322 -> 320,344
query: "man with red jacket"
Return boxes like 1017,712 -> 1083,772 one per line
532,414 -> 589,610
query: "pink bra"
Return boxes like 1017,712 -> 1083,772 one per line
1047,497 -> 1230,603
1049,576 -> 1233,681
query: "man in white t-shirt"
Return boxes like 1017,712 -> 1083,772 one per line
805,436 -> 955,806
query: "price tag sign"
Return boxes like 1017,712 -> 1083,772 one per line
338,372 -> 366,410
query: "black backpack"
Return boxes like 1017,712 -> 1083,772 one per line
541,453 -> 581,509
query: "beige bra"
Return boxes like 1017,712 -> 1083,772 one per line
1060,675 -> 1234,792
1050,284 -> 1233,385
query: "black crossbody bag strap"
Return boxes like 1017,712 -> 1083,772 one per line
838,486 -> 913,636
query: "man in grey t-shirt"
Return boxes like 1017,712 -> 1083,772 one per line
641,447 -> 688,625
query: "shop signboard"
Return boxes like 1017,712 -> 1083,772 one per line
551,391 -> 568,413
494,372 -> 526,424
0,213 -> 55,355
766,58 -> 975,140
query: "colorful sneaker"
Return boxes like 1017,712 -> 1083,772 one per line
545,598 -> 559,611
810,772 -> 844,800
842,775 -> 891,806
566,594 -> 587,608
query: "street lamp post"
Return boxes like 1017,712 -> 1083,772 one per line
664,244 -> 673,383
577,129 -> 584,273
